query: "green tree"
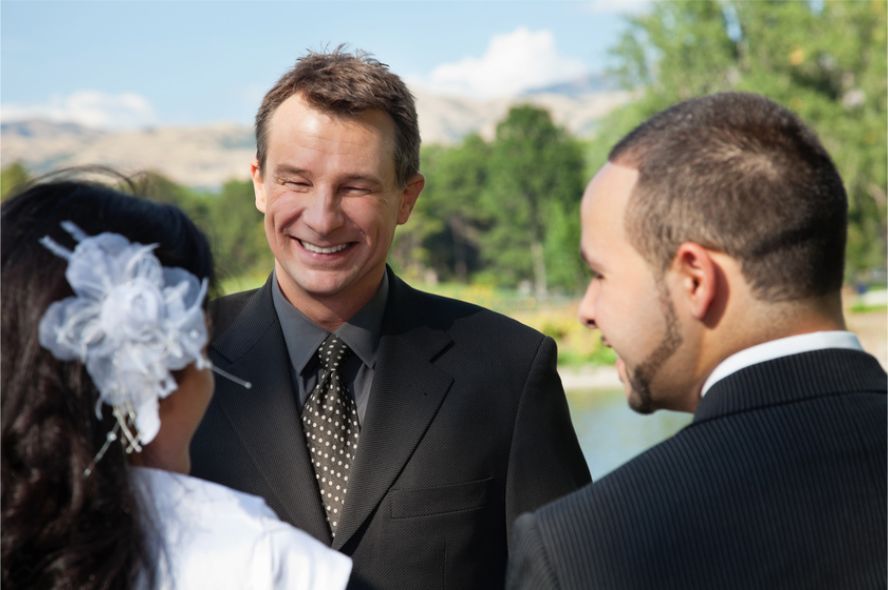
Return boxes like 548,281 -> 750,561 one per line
430,134 -> 491,282
393,136 -> 494,283
130,170 -> 212,228
422,135 -> 491,280
1,162 -> 31,200
390,145 -> 448,281
207,179 -> 270,281
483,105 -> 586,296
607,0 -> 887,279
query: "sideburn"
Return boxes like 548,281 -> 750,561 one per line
628,280 -> 684,414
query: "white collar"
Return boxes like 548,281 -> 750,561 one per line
701,331 -> 863,397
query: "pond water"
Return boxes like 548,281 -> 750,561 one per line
566,388 -> 693,480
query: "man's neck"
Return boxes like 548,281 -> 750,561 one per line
691,293 -> 847,402
274,265 -> 385,332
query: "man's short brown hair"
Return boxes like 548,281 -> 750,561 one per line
254,48 -> 421,188
610,92 -> 847,301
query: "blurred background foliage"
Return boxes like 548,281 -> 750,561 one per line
2,0 -> 884,365
600,0 -> 886,282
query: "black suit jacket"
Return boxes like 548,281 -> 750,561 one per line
191,270 -> 590,589
508,348 -> 887,589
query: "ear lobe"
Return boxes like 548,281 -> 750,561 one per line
397,174 -> 425,225
251,160 -> 267,214
672,242 -> 717,321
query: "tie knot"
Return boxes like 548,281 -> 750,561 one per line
318,334 -> 349,371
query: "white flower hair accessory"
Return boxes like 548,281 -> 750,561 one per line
38,221 -> 210,458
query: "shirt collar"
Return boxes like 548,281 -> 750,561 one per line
700,330 -> 863,397
271,270 -> 388,374
334,272 -> 388,369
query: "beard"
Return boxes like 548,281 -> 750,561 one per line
625,282 -> 684,415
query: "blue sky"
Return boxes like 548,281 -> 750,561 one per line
2,1 -> 641,128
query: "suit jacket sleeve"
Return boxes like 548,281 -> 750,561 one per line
507,512 -> 559,590
506,336 -> 591,539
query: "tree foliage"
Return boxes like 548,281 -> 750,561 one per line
393,108 -> 586,295
392,136 -> 491,283
482,106 -> 585,296
606,0 -> 887,279
1,162 -> 31,201
207,179 -> 270,281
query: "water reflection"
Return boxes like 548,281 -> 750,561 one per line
566,388 -> 692,480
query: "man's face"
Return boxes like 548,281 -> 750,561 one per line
253,93 -> 423,315
578,162 -> 685,414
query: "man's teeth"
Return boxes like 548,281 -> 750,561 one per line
302,241 -> 348,254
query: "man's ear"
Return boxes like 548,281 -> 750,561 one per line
397,174 -> 425,225
671,242 -> 719,321
251,159 -> 267,214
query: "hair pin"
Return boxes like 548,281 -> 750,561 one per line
211,364 -> 252,389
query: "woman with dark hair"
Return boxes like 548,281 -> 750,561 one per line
1,176 -> 351,589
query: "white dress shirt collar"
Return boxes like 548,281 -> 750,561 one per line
701,331 -> 863,397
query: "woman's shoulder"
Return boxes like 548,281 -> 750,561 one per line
131,467 -> 352,589
132,466 -> 275,521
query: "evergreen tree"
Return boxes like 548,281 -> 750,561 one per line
484,105 -> 585,296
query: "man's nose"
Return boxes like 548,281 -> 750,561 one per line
302,188 -> 345,235
578,281 -> 598,329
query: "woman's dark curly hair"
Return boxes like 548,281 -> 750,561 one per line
1,171 -> 215,589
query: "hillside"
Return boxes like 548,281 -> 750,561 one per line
1,87 -> 632,189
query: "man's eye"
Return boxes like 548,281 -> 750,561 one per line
277,177 -> 310,189
342,186 -> 371,194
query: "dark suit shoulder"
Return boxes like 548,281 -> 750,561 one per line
539,383 -> 888,523
209,287 -> 261,337
526,384 -> 887,589
398,281 -> 548,345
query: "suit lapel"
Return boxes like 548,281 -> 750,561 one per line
211,277 -> 331,543
333,274 -> 454,550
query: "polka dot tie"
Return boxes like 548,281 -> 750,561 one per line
302,334 -> 360,537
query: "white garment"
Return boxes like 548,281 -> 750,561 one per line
700,330 -> 864,397
131,467 -> 352,590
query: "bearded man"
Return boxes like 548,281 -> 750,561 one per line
507,92 -> 887,589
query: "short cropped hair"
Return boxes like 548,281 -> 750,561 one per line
255,48 -> 421,187
611,92 -> 847,301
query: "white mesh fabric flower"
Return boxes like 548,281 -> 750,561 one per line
38,221 -> 209,446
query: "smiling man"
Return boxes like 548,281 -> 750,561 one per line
507,92 -> 887,589
190,49 -> 590,589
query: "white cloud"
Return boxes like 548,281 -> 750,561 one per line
416,27 -> 588,99
2,91 -> 156,129
582,0 -> 655,15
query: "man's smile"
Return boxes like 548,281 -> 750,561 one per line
298,239 -> 352,255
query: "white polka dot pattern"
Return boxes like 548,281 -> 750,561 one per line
302,334 -> 360,537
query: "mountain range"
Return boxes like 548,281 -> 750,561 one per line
1,84 -> 633,189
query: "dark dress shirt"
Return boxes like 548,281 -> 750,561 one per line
271,271 -> 388,424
